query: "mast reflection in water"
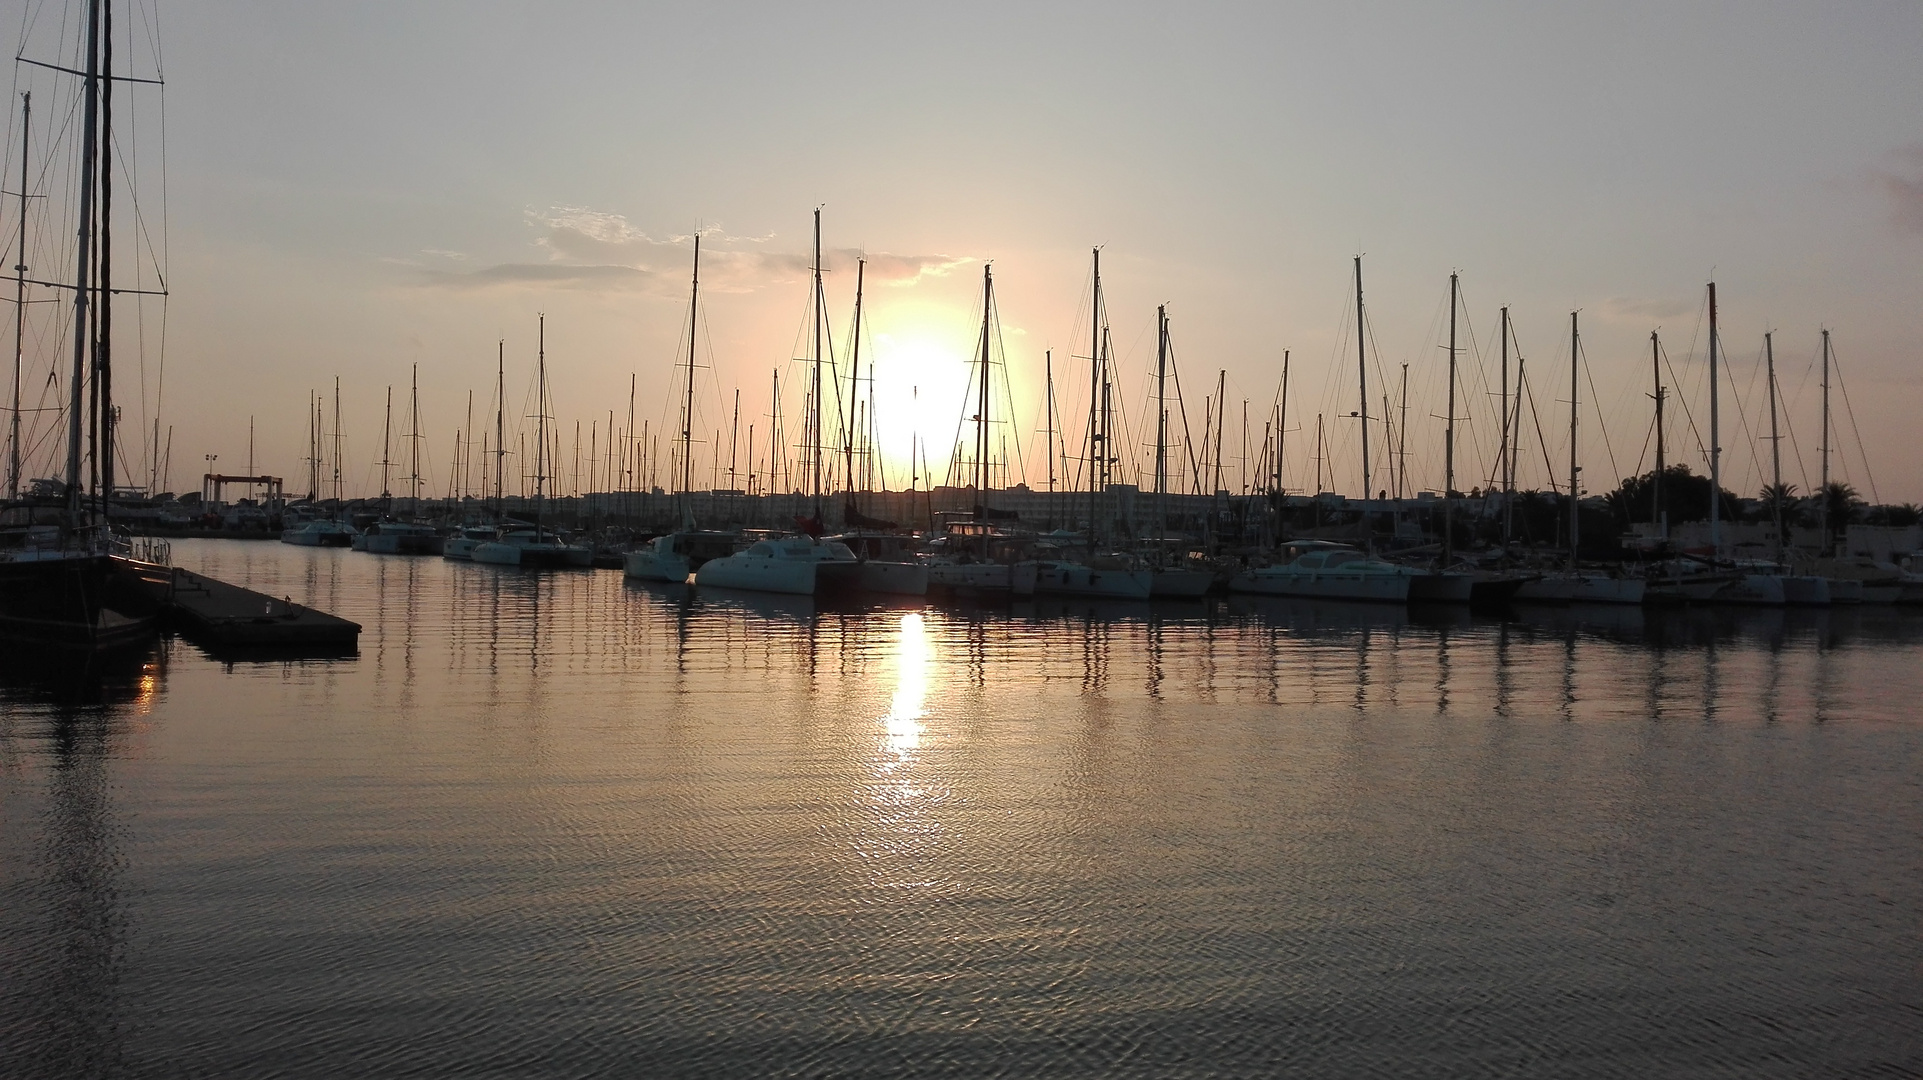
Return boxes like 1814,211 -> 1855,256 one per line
1,539 -> 1919,1078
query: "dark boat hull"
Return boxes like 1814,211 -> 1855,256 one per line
0,553 -> 169,649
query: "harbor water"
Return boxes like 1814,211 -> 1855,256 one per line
3,539 -> 1920,1077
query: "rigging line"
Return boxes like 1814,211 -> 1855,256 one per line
989,286 -> 1025,486
1577,333 -> 1621,489
1829,343 -> 1879,504
1722,340 -> 1766,496
1525,366 -> 1557,496
1658,336 -> 1706,472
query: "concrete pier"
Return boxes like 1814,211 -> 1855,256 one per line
165,568 -> 361,648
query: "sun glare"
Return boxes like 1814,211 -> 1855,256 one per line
869,333 -> 970,488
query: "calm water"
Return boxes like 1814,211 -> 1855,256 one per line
3,539 -> 1920,1078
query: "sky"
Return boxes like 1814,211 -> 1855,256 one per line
7,1 -> 1923,503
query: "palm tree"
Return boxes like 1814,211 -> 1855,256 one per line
1758,482 -> 1801,526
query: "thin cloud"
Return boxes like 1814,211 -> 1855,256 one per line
1876,144 -> 1923,234
413,206 -> 970,293
1600,295 -> 1694,322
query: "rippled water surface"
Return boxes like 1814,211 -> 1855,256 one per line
3,539 -> 1921,1078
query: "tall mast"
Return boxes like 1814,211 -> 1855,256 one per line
8,92 -> 29,499
1651,330 -> 1665,538
1354,255 -> 1370,506
975,264 -> 992,497
1766,331 -> 1782,565
536,314 -> 547,525
379,385 -> 393,499
809,210 -> 824,515
1820,328 -> 1831,554
680,233 -> 699,526
728,388 -> 739,493
1275,349 -> 1291,505
1044,349 -> 1056,496
1568,310 -> 1579,566
1213,368 -> 1227,495
1707,282 -> 1721,556
1155,306 -> 1168,532
331,376 -> 342,502
1396,364 -> 1408,500
1088,248 -> 1102,542
493,341 -> 504,511
64,0 -> 103,511
1443,271 -> 1458,564
408,362 -> 421,503
307,391 -> 317,501
97,0 -> 115,505
1499,307 -> 1512,547
846,257 -> 863,496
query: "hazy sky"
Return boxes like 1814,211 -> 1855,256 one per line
8,1 -> 1923,501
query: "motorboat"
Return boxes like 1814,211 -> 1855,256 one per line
442,525 -> 498,561
623,530 -> 741,584
281,519 -> 357,547
471,526 -> 593,568
360,520 -> 444,555
1227,541 -> 1417,603
694,535 -> 860,596
924,558 -> 1038,598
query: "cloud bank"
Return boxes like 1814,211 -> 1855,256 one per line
412,207 -> 971,292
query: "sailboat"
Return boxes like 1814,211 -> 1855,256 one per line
922,262 -> 1044,598
1512,311 -> 1645,604
1402,273 -> 1476,602
445,343 -> 508,560
626,233 -> 739,583
823,256 -> 929,596
0,0 -> 172,647
473,316 -> 592,567
361,368 -> 441,554
696,210 -> 859,595
1028,248 -> 1151,601
1140,306 -> 1216,599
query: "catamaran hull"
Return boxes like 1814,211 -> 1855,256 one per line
927,563 -> 1038,598
1149,568 -> 1215,598
1408,572 -> 1475,603
1711,574 -> 1788,606
1029,564 -> 1154,601
442,538 -> 483,561
854,560 -> 929,596
1228,570 -> 1412,603
1780,576 -> 1832,605
623,550 -> 692,583
472,543 -> 592,567
1512,574 -> 1647,605
281,528 -> 353,547
364,533 -> 444,555
696,557 -> 819,595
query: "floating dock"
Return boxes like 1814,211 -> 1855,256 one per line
164,568 -> 361,648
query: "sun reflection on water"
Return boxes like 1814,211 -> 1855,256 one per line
883,613 -> 930,760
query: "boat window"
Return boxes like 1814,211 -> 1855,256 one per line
1294,553 -> 1326,569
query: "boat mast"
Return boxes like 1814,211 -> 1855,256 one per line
379,385 -> 393,499
1088,248 -> 1102,545
64,0 -> 103,513
98,0 -> 115,506
1568,310 -> 1579,566
8,91 -> 28,500
975,264 -> 992,498
1766,330 -> 1782,566
331,376 -> 342,503
1499,307 -> 1512,547
680,233 -> 699,528
1276,349 -> 1290,503
1155,305 -> 1168,535
408,363 -> 422,503
809,209 -> 824,518
1707,282 -> 1721,557
535,314 -> 547,526
1444,272 -> 1458,565
1820,328 -> 1831,555
1651,330 -> 1665,539
493,341 -> 504,513
1213,368 -> 1227,495
846,256 -> 863,498
1354,256 -> 1370,510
